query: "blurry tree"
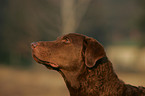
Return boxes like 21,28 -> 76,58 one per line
77,0 -> 142,45
61,0 -> 92,34
137,0 -> 145,47
0,0 -> 9,64
1,0 -> 61,66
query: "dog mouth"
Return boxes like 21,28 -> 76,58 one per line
33,55 -> 59,69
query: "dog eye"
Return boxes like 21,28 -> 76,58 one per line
62,37 -> 70,44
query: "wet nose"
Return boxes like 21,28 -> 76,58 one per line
31,42 -> 38,48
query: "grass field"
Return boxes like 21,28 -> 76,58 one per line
0,65 -> 145,96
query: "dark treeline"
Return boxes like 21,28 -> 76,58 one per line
0,0 -> 145,67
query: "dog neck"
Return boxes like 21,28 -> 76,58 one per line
78,59 -> 125,96
59,58 -> 125,96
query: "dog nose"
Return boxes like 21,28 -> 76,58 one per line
31,42 -> 38,48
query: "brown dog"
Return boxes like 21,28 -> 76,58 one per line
31,33 -> 145,96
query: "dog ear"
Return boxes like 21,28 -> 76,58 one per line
84,37 -> 106,68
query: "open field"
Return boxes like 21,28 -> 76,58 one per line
0,65 -> 145,96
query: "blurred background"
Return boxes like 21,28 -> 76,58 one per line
0,0 -> 145,96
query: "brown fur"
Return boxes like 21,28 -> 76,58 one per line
31,33 -> 145,96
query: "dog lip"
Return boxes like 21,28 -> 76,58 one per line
49,63 -> 59,68
33,55 -> 59,68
